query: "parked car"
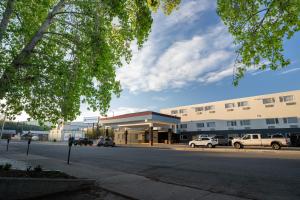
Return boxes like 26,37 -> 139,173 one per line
189,137 -> 218,148
232,134 -> 290,150
212,135 -> 228,146
31,136 -> 39,141
97,137 -> 115,147
73,138 -> 93,146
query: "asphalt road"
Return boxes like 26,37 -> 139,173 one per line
2,141 -> 300,200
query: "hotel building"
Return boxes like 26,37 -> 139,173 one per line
160,90 -> 300,142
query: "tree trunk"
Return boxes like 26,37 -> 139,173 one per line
0,114 -> 7,141
0,0 -> 15,43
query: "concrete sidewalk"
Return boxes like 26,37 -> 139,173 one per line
2,152 -> 247,200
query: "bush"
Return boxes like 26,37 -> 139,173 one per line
1,163 -> 12,171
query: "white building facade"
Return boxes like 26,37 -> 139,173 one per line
160,90 -> 300,141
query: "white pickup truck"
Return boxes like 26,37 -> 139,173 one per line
232,134 -> 290,150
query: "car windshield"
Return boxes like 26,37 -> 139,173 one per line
242,135 -> 251,140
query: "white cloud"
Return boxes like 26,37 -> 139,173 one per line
198,66 -> 234,84
107,106 -> 157,117
152,96 -> 168,102
161,0 -> 215,27
117,22 -> 235,92
280,67 -> 300,75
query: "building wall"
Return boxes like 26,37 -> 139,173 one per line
160,90 -> 300,132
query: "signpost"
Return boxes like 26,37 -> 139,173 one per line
67,136 -> 74,165
26,138 -> 31,156
6,138 -> 10,151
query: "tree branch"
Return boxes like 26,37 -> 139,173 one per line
0,0 -> 66,99
12,0 -> 66,68
0,0 -> 15,43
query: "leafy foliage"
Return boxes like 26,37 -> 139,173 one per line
0,0 -> 180,124
0,120 -> 50,132
217,0 -> 300,85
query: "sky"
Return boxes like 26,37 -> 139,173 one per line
17,0 -> 300,122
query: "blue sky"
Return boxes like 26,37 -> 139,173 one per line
16,0 -> 300,121
77,0 -> 300,120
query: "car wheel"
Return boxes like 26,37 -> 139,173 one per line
190,143 -> 196,148
207,143 -> 213,148
272,142 -> 281,150
234,142 -> 241,149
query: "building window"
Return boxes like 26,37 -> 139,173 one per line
227,121 -> 237,126
240,120 -> 251,126
266,118 -> 279,125
171,110 -> 178,115
238,101 -> 249,107
262,98 -> 275,104
283,117 -> 298,124
194,107 -> 203,112
179,109 -> 187,114
196,123 -> 205,128
286,102 -> 296,106
180,124 -> 187,129
206,122 -> 216,127
279,95 -> 294,102
205,105 -> 215,111
225,103 -> 235,109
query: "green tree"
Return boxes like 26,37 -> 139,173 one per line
0,0 -> 180,124
217,0 -> 300,85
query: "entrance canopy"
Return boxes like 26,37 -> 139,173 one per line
100,111 -> 180,130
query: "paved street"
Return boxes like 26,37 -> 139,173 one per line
1,141 -> 300,200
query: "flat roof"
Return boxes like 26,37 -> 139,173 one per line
101,111 -> 180,121
100,111 -> 180,126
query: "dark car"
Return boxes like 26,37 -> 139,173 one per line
97,137 -> 115,147
228,137 -> 234,146
212,135 -> 228,146
73,138 -> 93,146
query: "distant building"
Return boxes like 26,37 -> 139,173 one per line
49,122 -> 87,141
83,116 -> 99,124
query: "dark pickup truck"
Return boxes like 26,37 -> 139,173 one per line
73,138 -> 93,146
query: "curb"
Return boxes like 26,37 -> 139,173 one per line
117,144 -> 300,154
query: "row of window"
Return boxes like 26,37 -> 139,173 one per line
262,95 -> 294,104
170,95 -> 295,116
180,117 -> 298,129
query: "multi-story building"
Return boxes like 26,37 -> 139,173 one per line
160,90 -> 300,143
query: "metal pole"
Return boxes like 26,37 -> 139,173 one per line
149,126 -> 153,146
26,138 -> 31,156
6,138 -> 9,151
67,145 -> 71,164
67,137 -> 73,164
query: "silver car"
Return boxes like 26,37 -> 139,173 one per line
97,137 -> 115,147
